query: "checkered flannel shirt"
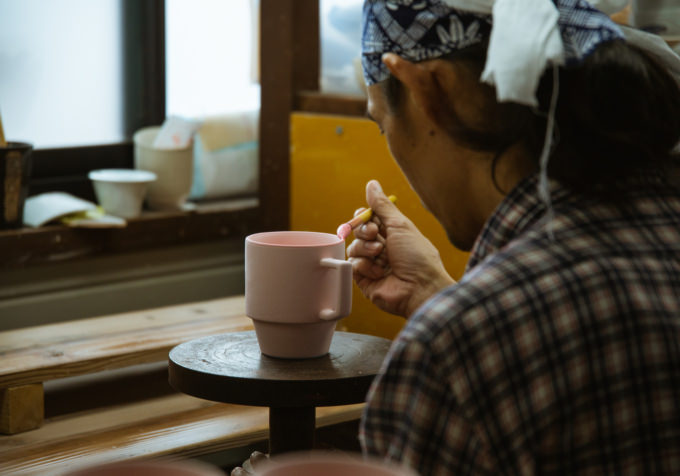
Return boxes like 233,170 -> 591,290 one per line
360,175 -> 680,475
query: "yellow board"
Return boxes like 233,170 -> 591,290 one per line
290,112 -> 469,339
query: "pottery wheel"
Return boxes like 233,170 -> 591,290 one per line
168,331 -> 392,408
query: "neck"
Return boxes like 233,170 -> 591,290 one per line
438,141 -> 535,251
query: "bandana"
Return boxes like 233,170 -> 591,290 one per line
361,0 -> 626,106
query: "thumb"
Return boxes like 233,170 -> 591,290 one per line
366,180 -> 400,223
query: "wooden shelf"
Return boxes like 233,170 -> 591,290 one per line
0,197 -> 260,269
296,91 -> 367,117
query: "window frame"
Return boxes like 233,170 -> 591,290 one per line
1,0 -> 367,270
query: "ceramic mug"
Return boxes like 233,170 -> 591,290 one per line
254,451 -> 419,476
245,231 -> 352,358
62,459 -> 224,476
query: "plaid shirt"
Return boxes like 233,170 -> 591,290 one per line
360,175 -> 680,475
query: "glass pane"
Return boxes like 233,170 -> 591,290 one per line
165,0 -> 259,118
0,0 -> 123,149
320,0 -> 364,95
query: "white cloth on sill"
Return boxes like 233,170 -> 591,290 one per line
189,109 -> 259,200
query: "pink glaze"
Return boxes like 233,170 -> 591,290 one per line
257,452 -> 419,476
336,222 -> 352,240
248,230 -> 342,246
63,460 -> 223,476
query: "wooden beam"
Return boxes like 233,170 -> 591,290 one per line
0,395 -> 362,475
296,91 -> 367,117
0,383 -> 44,434
259,0 -> 319,232
0,297 -> 253,389
0,198 -> 258,269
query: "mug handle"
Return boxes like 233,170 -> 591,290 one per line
318,257 -> 352,320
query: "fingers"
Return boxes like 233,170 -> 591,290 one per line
365,180 -> 399,227
350,256 -> 388,280
231,451 -> 268,476
352,219 -> 379,240
347,234 -> 384,260
250,451 -> 268,469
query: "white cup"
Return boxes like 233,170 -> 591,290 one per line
133,126 -> 193,211
88,169 -> 157,219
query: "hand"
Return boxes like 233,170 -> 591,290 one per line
346,180 -> 455,318
230,451 -> 268,476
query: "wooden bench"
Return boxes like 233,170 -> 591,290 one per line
0,296 -> 365,475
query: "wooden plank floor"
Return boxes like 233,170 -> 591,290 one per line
0,296 -> 252,388
0,392 -> 364,476
0,295 -> 367,474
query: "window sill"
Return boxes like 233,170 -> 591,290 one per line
0,196 -> 260,269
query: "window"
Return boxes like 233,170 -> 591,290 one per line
0,0 -> 257,200
0,0 -> 124,148
320,0 -> 363,96
165,0 -> 259,118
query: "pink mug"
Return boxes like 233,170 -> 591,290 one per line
245,231 -> 352,358
254,451 -> 419,476
61,459 -> 224,476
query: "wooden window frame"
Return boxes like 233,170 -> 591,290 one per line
1,0 -> 366,270
259,0 -> 365,232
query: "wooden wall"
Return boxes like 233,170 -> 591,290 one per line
290,113 -> 469,339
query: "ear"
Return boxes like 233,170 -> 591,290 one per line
382,53 -> 452,125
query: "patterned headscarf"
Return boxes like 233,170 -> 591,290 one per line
361,0 -> 625,106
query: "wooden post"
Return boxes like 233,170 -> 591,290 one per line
259,0 -> 320,232
0,383 -> 44,434
269,406 -> 316,454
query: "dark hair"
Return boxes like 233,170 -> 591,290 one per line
382,40 -> 680,199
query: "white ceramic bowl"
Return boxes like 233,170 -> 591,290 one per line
88,169 -> 157,219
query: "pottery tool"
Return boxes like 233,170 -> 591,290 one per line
336,194 -> 397,240
0,108 -> 7,147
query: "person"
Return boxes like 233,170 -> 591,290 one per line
346,0 -> 680,474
